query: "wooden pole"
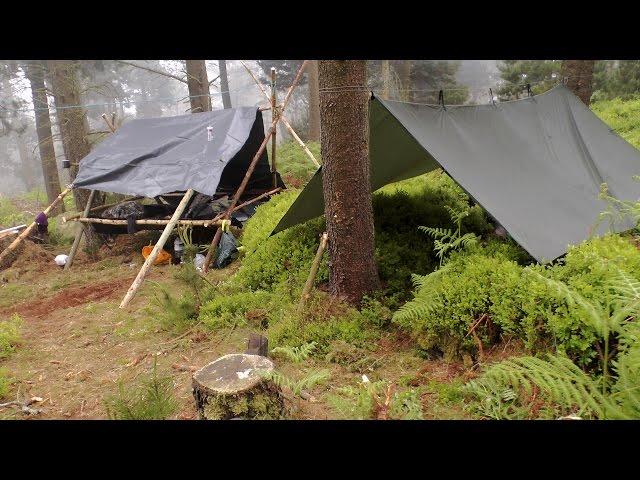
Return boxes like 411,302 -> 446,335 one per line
62,111 -> 117,269
202,61 -> 309,273
0,187 -> 72,267
64,189 -> 96,270
240,60 -> 320,167
280,116 -> 320,167
72,217 -> 222,227
270,67 -> 278,188
101,113 -> 116,133
299,232 -> 328,307
68,188 -> 282,228
119,189 -> 195,308
202,127 -> 275,272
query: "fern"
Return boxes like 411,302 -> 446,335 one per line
466,265 -> 640,419
419,205 -> 478,265
262,368 -> 330,397
271,342 -> 317,363
393,266 -> 453,327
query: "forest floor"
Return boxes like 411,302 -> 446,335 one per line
0,233 -> 492,420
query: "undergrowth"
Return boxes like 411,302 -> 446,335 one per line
464,264 -> 640,419
327,379 -> 424,420
104,358 -> 178,420
592,96 -> 640,149
0,368 -> 10,400
275,140 -> 320,188
0,314 -> 22,359
393,234 -> 640,368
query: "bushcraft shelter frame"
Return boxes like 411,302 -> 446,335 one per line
0,61 -> 318,309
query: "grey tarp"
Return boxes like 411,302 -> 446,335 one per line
73,107 -> 274,198
272,85 -> 640,262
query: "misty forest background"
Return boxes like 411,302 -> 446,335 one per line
1,60 -> 637,201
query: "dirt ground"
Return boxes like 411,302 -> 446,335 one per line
0,237 -> 477,420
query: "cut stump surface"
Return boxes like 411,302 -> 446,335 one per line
192,353 -> 285,420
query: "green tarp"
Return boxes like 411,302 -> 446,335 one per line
271,85 -> 640,262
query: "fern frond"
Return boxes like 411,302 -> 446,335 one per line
419,226 -> 453,241
467,354 -> 627,419
271,341 -> 317,363
291,369 -> 331,396
392,290 -> 442,326
450,233 -> 478,250
525,268 -> 607,337
261,368 -> 330,397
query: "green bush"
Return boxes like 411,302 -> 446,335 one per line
267,294 -> 380,356
234,189 -> 327,293
393,233 -> 640,368
236,170 -> 491,301
0,314 -> 22,359
393,244 -> 525,360
464,265 -> 640,419
196,169 -> 494,355
199,290 -> 275,330
592,96 -> 640,149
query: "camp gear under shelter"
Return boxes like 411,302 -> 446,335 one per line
272,85 -> 640,262
73,107 -> 283,199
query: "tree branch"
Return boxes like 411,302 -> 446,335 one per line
115,60 -> 187,84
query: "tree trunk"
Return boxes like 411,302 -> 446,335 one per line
307,60 -> 321,141
318,60 -> 381,304
561,60 -> 596,105
185,60 -> 212,113
398,60 -> 412,102
218,60 -> 232,109
47,60 -> 101,251
16,135 -> 37,191
25,61 -> 64,213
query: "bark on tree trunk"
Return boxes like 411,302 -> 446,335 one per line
318,60 -> 381,305
25,61 -> 64,213
218,60 -> 232,109
307,60 -> 321,141
16,135 -> 37,191
561,60 -> 596,106
185,60 -> 212,113
47,60 -> 101,251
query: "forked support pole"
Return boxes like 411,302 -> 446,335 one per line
64,189 -> 96,270
119,189 -> 195,308
299,232 -> 328,308
202,61 -> 310,273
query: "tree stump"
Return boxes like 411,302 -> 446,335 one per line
192,354 -> 286,420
